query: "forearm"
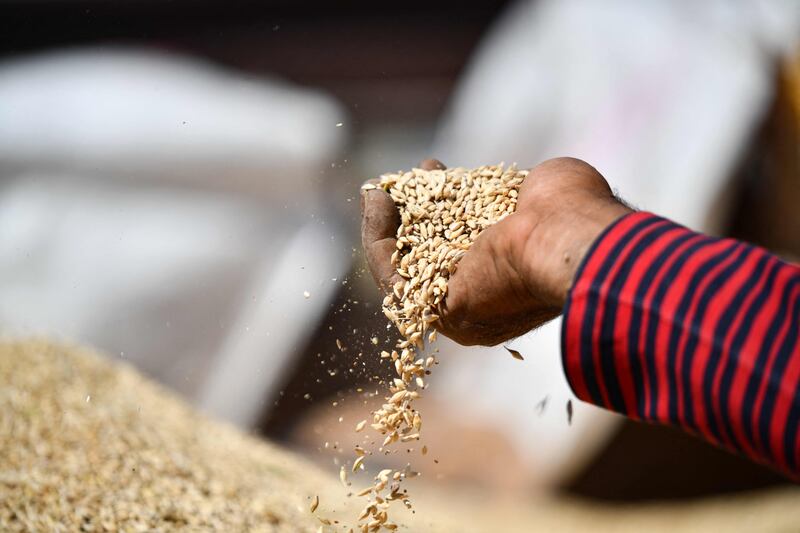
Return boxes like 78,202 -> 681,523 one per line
561,212 -> 800,477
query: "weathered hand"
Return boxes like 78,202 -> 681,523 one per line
361,157 -> 632,346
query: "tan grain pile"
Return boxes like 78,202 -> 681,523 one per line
354,164 -> 527,531
0,339 -> 338,533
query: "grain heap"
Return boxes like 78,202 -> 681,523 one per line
355,164 -> 527,531
0,339 -> 336,533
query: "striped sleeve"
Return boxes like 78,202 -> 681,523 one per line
561,211 -> 800,477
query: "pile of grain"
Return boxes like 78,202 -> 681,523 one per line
354,164 -> 526,530
0,339 -> 335,532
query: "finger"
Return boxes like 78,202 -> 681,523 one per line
419,158 -> 446,171
361,180 -> 403,293
361,159 -> 444,294
361,180 -> 399,244
366,237 -> 404,294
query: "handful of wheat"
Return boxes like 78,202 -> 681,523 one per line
349,164 -> 526,531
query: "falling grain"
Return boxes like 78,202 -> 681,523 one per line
535,395 -> 549,416
504,346 -> 524,361
354,164 -> 527,531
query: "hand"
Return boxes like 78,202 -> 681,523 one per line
360,157 -> 632,346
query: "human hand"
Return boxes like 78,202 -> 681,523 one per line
361,157 -> 632,346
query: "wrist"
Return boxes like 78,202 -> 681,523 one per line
518,199 -> 633,310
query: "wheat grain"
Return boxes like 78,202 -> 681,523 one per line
504,346 -> 525,360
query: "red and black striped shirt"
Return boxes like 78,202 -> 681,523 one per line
562,212 -> 800,477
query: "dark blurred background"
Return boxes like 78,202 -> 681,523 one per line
1,1 -> 507,134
